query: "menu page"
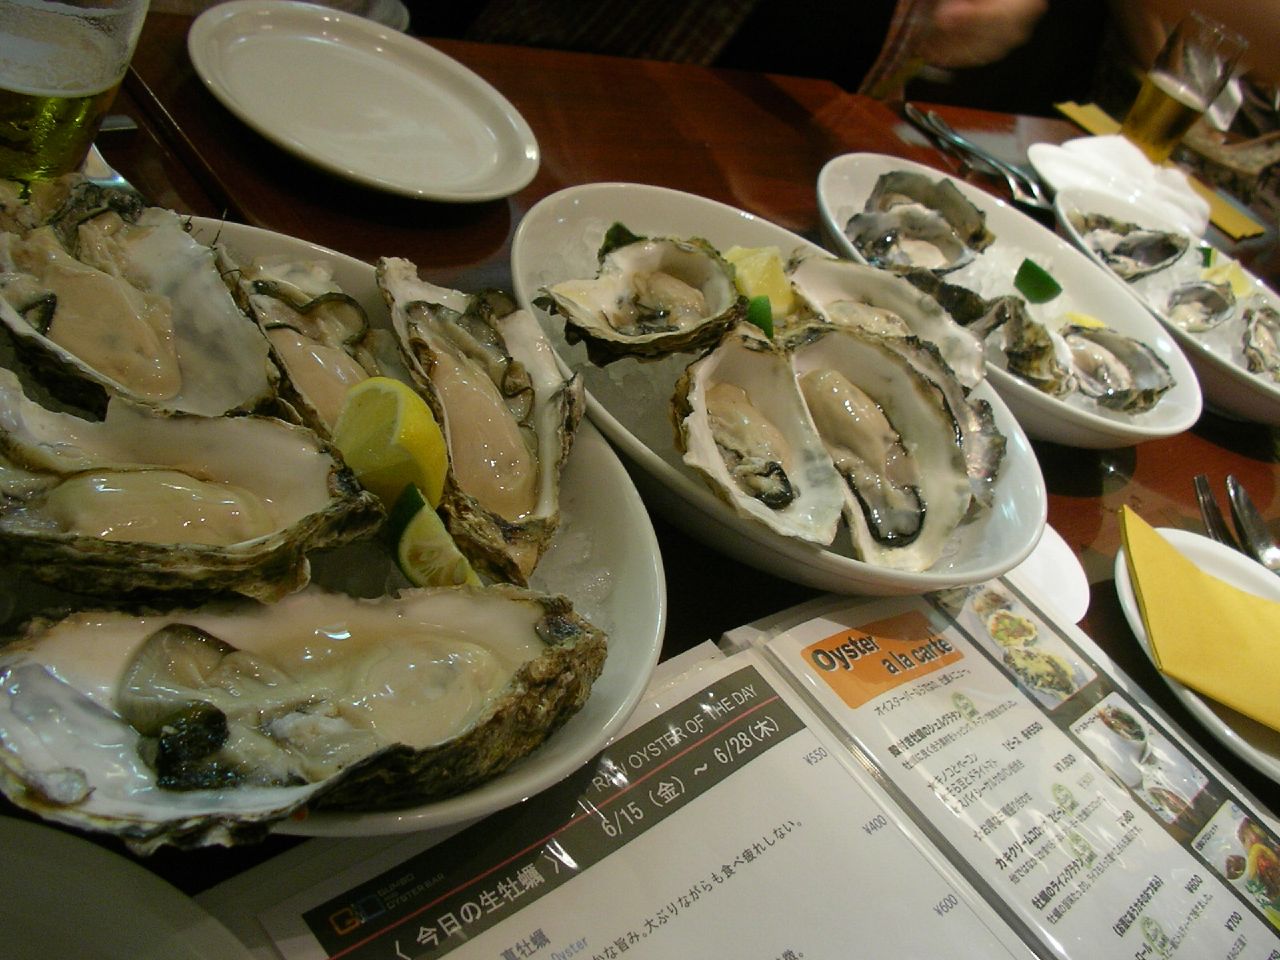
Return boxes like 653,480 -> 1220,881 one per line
754,579 -> 1280,959
254,651 -> 1032,960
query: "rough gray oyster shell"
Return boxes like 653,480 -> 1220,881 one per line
0,584 -> 608,853
845,171 -> 995,274
1067,210 -> 1189,281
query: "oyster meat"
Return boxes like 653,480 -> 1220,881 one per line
0,367 -> 382,601
1067,211 -> 1189,281
786,324 -> 975,571
1061,322 -> 1175,412
537,222 -> 746,361
1167,280 -> 1236,332
672,324 -> 844,545
227,254 -> 384,436
0,181 -> 277,417
845,171 -> 995,274
1243,299 -> 1280,382
0,584 -> 607,852
378,258 -> 585,585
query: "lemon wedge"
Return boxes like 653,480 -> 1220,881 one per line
387,484 -> 480,587
724,245 -> 795,317
1063,311 -> 1105,329
1201,259 -> 1253,300
332,377 -> 448,508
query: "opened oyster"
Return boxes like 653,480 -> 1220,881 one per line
1067,211 -> 1188,281
537,222 -> 746,361
1243,300 -> 1280,381
672,324 -> 844,545
0,183 -> 277,417
0,367 -> 381,601
786,254 -> 986,389
378,258 -> 584,584
0,584 -> 607,852
1167,280 -> 1236,332
1061,322 -> 1175,411
845,171 -> 995,274
673,321 -> 994,571
227,255 -> 385,436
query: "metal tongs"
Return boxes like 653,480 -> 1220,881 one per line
1192,473 -> 1280,575
902,103 -> 1052,216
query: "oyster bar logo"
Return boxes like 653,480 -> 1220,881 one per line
803,611 -> 963,709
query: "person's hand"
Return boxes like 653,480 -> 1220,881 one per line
915,0 -> 1048,68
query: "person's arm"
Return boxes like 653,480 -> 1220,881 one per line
914,0 -> 1048,68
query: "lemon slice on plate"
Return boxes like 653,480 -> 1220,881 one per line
724,245 -> 795,316
333,376 -> 448,508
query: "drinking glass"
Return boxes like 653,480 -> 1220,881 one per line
1119,11 -> 1248,165
0,0 -> 151,182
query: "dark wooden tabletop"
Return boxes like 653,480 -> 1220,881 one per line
9,10 -> 1279,890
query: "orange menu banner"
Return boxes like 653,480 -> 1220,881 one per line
802,610 -> 965,709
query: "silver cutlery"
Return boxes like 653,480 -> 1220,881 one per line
1225,475 -> 1280,574
1192,473 -> 1243,552
81,143 -> 145,202
902,103 -> 1052,215
1192,473 -> 1280,574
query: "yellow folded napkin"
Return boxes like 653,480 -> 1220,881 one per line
1119,506 -> 1280,732
1054,101 -> 1266,240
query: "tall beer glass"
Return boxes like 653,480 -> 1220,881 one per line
1119,11 -> 1248,165
0,0 -> 151,182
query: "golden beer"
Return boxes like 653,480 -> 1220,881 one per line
1120,71 -> 1205,164
0,83 -> 121,181
0,0 -> 147,182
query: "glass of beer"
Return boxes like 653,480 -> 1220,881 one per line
0,0 -> 151,182
1119,11 -> 1248,165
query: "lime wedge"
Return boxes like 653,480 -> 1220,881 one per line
387,484 -> 480,587
1014,258 -> 1062,304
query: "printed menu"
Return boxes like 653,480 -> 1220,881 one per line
212,577 -> 1280,960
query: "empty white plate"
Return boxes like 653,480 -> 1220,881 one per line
188,1 -> 539,201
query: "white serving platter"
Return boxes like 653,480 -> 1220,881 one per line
188,1 -> 539,201
509,181 -> 1047,596
817,152 -> 1203,449
1054,186 -> 1280,427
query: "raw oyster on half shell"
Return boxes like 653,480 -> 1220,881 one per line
378,258 -> 585,585
0,367 -> 382,601
1167,280 -> 1236,332
1067,211 -> 1189,281
537,222 -> 747,361
844,171 -> 995,274
672,324 -> 845,546
1243,299 -> 1280,381
0,584 -> 607,852
0,181 -> 277,417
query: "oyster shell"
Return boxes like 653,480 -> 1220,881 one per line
784,324 -> 976,571
1067,211 -> 1189,281
1167,281 -> 1236,332
0,584 -> 607,852
1243,299 -> 1280,382
1061,323 -> 1175,412
0,367 -> 382,601
0,193 -> 277,417
227,254 -> 384,436
672,324 -> 845,545
537,222 -> 746,361
378,258 -> 585,585
787,254 -> 987,389
845,171 -> 994,274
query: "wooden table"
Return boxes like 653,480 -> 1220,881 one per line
12,11 -> 1280,888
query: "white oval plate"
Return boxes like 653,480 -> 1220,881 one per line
0,816 -> 251,960
817,153 -> 1203,449
1026,135 -> 1210,237
1055,186 -> 1280,427
1114,527 -> 1280,786
184,218 -> 664,835
509,182 -> 1047,596
187,1 -> 539,201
